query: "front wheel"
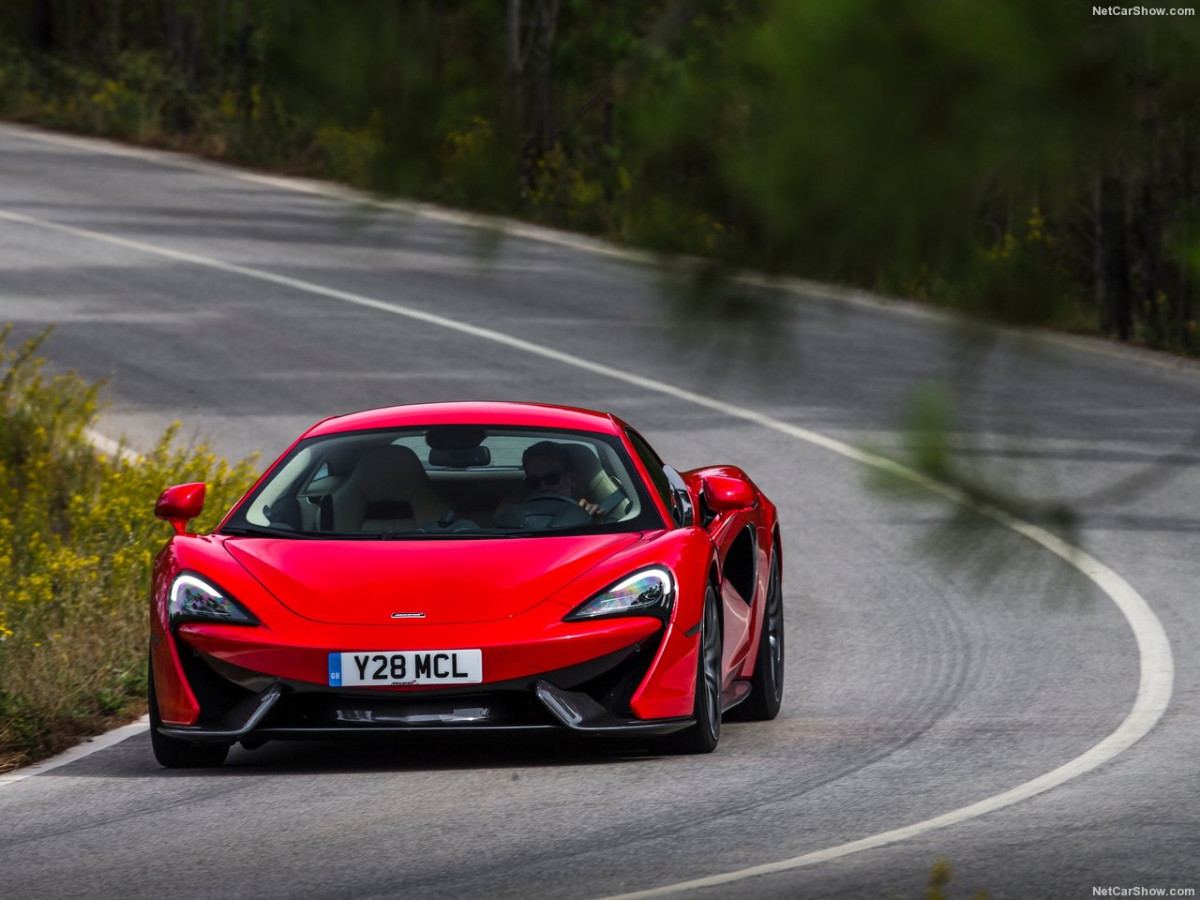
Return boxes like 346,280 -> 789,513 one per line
730,554 -> 784,722
148,657 -> 229,769
666,585 -> 722,754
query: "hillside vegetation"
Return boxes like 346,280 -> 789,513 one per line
0,330 -> 256,771
3,1 -> 1200,353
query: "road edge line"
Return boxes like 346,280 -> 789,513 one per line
3,120 -> 1198,379
0,716 -> 150,787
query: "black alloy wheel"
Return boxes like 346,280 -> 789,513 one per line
730,554 -> 785,721
667,584 -> 723,754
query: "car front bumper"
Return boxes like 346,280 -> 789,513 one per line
156,622 -> 696,743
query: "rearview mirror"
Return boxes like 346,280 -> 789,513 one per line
155,482 -> 206,535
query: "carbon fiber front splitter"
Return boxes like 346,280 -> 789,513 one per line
157,678 -> 693,743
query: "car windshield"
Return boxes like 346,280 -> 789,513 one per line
222,425 -> 664,539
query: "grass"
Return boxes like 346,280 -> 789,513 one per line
0,327 -> 258,772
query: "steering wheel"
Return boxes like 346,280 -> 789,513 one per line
522,491 -> 583,508
496,491 -> 592,530
524,489 -> 628,521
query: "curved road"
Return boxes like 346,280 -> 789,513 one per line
0,124 -> 1197,899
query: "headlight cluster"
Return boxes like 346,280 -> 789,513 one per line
169,574 -> 258,626
565,567 -> 675,622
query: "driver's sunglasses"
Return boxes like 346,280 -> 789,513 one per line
525,470 -> 566,488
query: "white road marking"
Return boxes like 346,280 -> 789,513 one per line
596,513 -> 1172,898
0,716 -> 149,787
5,121 -> 1200,378
0,206 -> 1174,899
82,427 -> 141,464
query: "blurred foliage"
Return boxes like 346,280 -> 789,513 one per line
882,858 -> 997,900
866,382 -> 1088,604
902,858 -> 988,900
0,327 -> 258,771
2,0 -> 1199,354
624,1 -> 1200,351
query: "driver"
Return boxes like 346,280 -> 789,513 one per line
516,440 -> 601,517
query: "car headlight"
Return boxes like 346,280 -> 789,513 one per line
564,568 -> 675,622
169,574 -> 258,626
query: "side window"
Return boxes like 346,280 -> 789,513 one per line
626,429 -> 677,525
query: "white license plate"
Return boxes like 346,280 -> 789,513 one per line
329,650 -> 483,687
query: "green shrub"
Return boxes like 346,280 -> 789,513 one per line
0,327 -> 258,771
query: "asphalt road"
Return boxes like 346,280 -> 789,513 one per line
1,123 -> 1198,900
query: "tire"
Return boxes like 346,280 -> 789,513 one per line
666,584 -> 723,754
148,658 -> 229,769
730,554 -> 784,722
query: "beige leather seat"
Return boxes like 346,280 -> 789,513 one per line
564,444 -> 621,506
331,445 -> 453,532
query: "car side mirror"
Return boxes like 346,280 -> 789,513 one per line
701,472 -> 756,513
155,482 -> 206,535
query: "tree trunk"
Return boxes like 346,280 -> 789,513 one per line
1134,178 -> 1162,343
1097,174 -> 1132,341
530,0 -> 560,154
30,0 -> 54,52
108,0 -> 122,63
1181,120 -> 1196,352
506,0 -> 523,126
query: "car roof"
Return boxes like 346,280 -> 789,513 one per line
302,401 -> 624,438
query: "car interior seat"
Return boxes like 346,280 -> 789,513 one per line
564,444 -> 622,506
330,444 -> 453,531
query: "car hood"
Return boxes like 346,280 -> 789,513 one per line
223,533 -> 645,625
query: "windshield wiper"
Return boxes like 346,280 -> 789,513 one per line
220,524 -> 311,539
378,530 -> 523,540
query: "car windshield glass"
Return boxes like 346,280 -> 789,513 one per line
222,425 -> 664,539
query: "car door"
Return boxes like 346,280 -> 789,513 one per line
625,428 -> 759,680
669,465 -> 758,678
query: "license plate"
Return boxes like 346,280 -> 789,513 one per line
328,650 -> 483,687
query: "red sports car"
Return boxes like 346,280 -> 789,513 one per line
149,401 -> 784,767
